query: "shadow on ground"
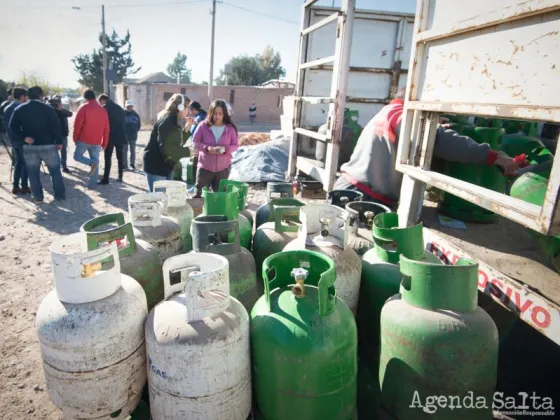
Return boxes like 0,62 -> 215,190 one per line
14,166 -> 146,235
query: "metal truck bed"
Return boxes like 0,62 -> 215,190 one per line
421,202 -> 560,346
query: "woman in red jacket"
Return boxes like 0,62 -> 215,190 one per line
192,99 -> 239,198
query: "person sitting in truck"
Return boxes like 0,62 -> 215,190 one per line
333,87 -> 520,207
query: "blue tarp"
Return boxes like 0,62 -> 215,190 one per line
229,136 -> 290,183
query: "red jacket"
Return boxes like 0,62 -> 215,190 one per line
73,100 -> 110,149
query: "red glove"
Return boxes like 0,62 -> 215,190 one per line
513,154 -> 529,168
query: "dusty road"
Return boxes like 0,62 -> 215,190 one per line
0,127 -> 267,420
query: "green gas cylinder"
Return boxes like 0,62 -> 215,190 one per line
501,134 -> 545,157
219,179 -> 253,228
525,147 -> 554,177
440,127 -> 506,223
202,186 -> 252,250
379,257 -> 499,419
80,213 -> 164,310
255,182 -> 294,229
251,250 -> 358,420
475,117 -> 503,128
316,108 -> 362,169
253,198 -> 305,275
510,173 -> 560,267
179,157 -> 195,184
359,213 -> 441,374
345,109 -> 363,151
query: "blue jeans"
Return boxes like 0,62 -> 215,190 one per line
60,137 -> 68,169
23,145 -> 66,201
12,144 -> 28,189
74,141 -> 101,188
146,172 -> 172,192
123,139 -> 136,168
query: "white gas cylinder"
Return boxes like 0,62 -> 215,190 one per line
153,180 -> 195,253
146,253 -> 252,420
36,232 -> 148,420
284,203 -> 362,314
128,192 -> 182,262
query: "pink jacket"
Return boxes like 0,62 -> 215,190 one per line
193,122 -> 239,173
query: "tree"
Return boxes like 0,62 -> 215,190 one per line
258,46 -> 286,81
215,46 -> 286,86
16,71 -> 63,95
167,52 -> 192,84
72,30 -> 141,93
0,80 -> 10,103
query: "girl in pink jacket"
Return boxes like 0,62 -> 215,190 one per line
192,99 -> 239,197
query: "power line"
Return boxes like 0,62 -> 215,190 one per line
4,0 -> 210,10
221,2 -> 299,25
97,0 -> 211,9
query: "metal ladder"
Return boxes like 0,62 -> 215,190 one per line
287,0 -> 355,192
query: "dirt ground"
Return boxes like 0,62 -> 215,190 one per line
0,126 -> 269,420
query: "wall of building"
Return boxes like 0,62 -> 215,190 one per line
115,83 -> 294,125
115,84 -> 153,125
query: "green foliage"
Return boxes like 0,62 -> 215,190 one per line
0,80 -> 10,103
167,52 -> 192,84
16,71 -> 63,95
216,45 -> 286,86
72,30 -> 141,93
258,46 -> 286,81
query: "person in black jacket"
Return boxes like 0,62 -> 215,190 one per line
98,94 -> 126,184
49,96 -> 73,173
123,100 -> 141,170
3,88 -> 29,194
9,86 -> 65,202
143,94 -> 191,192
0,89 -> 13,145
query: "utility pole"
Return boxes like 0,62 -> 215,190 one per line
102,5 -> 108,95
208,0 -> 216,100
108,62 -> 114,99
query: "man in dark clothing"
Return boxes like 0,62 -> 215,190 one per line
49,96 -> 73,173
0,89 -> 13,123
333,88 -> 518,205
123,100 -> 141,170
3,88 -> 30,194
98,94 -> 126,184
0,89 -> 13,145
9,86 -> 65,202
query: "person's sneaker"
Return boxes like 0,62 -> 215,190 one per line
89,163 -> 98,176
62,168 -> 71,174
21,187 -> 31,194
98,179 -> 110,185
11,187 -> 21,194
31,196 -> 44,203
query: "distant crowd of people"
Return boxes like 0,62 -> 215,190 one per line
0,87 -> 142,202
0,86 -> 250,201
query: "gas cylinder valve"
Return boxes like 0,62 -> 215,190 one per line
291,267 -> 308,297
320,217 -> 330,237
364,211 -> 375,228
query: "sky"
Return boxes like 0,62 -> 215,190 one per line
0,0 -> 416,89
